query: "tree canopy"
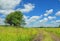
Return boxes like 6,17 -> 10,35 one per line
5,11 -> 26,26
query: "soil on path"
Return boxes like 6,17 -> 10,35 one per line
50,32 -> 60,41
32,29 -> 60,41
32,31 -> 44,41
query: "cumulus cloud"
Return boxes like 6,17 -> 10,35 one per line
24,15 -> 59,27
51,20 -> 60,27
23,15 -> 29,24
44,9 -> 53,16
28,16 -> 40,22
39,18 -> 48,23
23,15 -> 41,27
31,20 -> 60,27
55,11 -> 60,16
17,3 -> 35,13
29,18 -> 49,27
0,0 -> 21,15
0,0 -> 21,9
0,18 -> 5,25
0,3 -> 35,15
48,16 -> 56,20
56,20 -> 60,23
0,10 -> 15,15
27,16 -> 40,25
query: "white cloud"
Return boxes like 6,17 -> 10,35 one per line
0,18 -> 5,25
17,3 -> 35,13
56,11 -> 60,16
23,15 -> 28,20
0,0 -> 21,9
0,3 -> 35,15
32,20 -> 60,27
51,20 -> 60,27
44,18 -> 48,21
0,0 -> 22,15
56,20 -> 60,23
30,18 -> 49,27
48,16 -> 56,20
39,18 -> 48,23
27,16 -> 40,25
46,9 -> 53,14
23,15 -> 29,24
44,14 -> 48,16
0,10 -> 15,15
28,16 -> 40,22
44,9 -> 53,16
23,15 -> 41,27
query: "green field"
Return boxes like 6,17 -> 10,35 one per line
0,26 -> 60,41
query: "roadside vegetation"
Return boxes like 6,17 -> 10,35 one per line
0,26 -> 60,41
0,26 -> 39,41
44,27 -> 60,37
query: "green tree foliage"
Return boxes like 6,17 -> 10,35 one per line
59,25 -> 60,27
5,11 -> 26,26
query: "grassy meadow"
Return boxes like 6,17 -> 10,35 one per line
0,26 -> 60,41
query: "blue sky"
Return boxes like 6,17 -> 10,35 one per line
0,0 -> 60,27
19,0 -> 60,15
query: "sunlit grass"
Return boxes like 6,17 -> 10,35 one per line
42,31 -> 54,41
0,27 -> 39,41
44,28 -> 60,37
0,26 -> 60,41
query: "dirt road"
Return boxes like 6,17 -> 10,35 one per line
32,30 -> 60,41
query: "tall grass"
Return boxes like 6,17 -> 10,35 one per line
0,26 -> 60,41
44,28 -> 60,37
0,26 -> 39,41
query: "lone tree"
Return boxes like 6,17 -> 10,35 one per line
5,11 -> 26,26
59,25 -> 60,27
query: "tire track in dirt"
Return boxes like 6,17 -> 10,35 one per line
32,29 -> 60,41
32,30 -> 44,41
44,29 -> 60,41
49,33 -> 60,41
32,29 -> 53,41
